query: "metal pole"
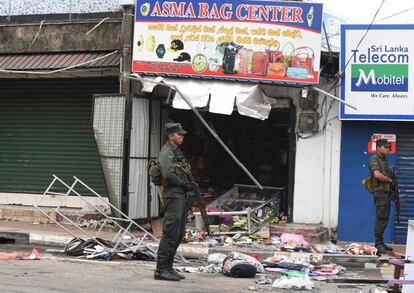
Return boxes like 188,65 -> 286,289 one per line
123,74 -> 263,189
310,86 -> 357,110
172,85 -> 263,190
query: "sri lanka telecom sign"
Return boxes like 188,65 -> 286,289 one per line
340,25 -> 414,121
132,0 -> 323,84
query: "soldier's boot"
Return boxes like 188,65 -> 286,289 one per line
167,255 -> 185,279
375,244 -> 389,255
154,259 -> 180,281
382,243 -> 393,251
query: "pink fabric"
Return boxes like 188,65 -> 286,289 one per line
280,233 -> 309,247
0,248 -> 40,260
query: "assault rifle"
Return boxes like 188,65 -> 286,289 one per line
186,171 -> 211,235
391,167 -> 400,224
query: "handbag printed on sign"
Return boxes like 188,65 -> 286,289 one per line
289,46 -> 315,76
235,48 -> 253,75
267,63 -> 286,77
251,52 -> 268,76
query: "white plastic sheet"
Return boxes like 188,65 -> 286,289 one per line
172,79 -> 210,109
236,85 -> 271,120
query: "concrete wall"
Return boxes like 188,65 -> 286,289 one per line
263,79 -> 342,229
292,80 -> 341,229
0,0 -> 122,16
0,21 -> 121,53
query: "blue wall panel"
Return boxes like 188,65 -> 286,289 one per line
338,121 -> 396,243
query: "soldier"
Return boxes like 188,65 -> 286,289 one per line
368,138 -> 394,255
154,122 -> 193,281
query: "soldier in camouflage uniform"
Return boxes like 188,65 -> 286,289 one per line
154,122 -> 193,281
368,139 -> 394,255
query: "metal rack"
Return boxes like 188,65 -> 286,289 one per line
195,184 -> 284,235
33,175 -> 187,262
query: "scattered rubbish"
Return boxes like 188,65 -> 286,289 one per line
222,256 -> 257,278
63,237 -> 157,261
255,275 -> 273,284
207,253 -> 227,265
122,235 -> 132,240
0,248 -> 40,260
272,275 -> 314,290
347,243 -> 377,255
313,241 -> 344,254
230,252 -> 265,273
280,233 -> 309,251
176,266 -> 198,273
247,285 -> 258,291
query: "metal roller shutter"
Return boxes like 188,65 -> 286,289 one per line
0,77 -> 119,196
395,124 -> 414,243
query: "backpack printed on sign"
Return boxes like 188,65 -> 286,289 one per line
222,47 -> 238,74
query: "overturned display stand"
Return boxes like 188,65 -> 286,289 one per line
33,175 -> 187,262
195,184 -> 285,235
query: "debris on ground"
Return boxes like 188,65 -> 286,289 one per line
222,255 -> 257,278
255,275 -> 273,284
272,275 -> 314,290
0,248 -> 40,260
347,243 -> 378,255
63,237 -> 157,261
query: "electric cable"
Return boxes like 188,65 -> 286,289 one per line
375,4 -> 414,23
339,0 -> 386,78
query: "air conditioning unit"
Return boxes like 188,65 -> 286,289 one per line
298,112 -> 319,133
299,89 -> 318,110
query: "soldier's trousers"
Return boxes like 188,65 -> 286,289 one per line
372,191 -> 391,246
156,197 -> 188,270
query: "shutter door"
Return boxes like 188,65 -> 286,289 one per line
395,124 -> 414,243
0,77 -> 119,196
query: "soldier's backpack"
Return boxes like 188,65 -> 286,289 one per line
147,160 -> 163,186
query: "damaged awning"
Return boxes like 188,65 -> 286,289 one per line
139,75 -> 273,120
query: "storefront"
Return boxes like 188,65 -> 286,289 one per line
127,0 -> 348,226
338,24 -> 414,244
0,52 -> 120,203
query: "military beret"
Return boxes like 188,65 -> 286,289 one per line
163,122 -> 187,135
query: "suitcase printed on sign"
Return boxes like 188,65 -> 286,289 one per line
235,48 -> 253,75
252,52 -> 268,76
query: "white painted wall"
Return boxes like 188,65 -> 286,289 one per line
263,79 -> 342,228
292,80 -> 341,228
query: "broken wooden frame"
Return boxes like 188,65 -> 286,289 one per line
33,175 -> 187,262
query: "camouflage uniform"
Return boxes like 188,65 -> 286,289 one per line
368,152 -> 392,247
154,123 -> 190,281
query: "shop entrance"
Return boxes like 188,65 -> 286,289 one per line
163,102 -> 296,219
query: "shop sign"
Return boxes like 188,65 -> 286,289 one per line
367,133 -> 396,154
132,0 -> 323,84
340,25 -> 414,121
321,12 -> 345,52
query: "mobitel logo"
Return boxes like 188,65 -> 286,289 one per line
351,64 -> 408,92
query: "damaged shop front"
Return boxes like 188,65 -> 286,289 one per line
338,24 -> 414,244
123,0 -> 343,234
